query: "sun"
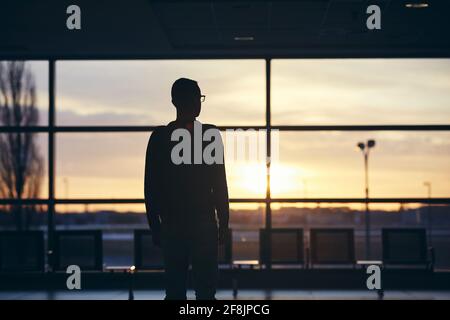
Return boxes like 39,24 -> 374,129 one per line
234,162 -> 307,197
270,164 -> 305,196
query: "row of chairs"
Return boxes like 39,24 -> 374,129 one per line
0,228 -> 433,272
258,228 -> 432,268
0,230 -> 103,272
0,230 -> 162,272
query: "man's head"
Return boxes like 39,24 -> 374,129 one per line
171,78 -> 202,121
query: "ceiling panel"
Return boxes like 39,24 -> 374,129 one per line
1,0 -> 449,58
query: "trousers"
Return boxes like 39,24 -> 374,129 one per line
161,222 -> 218,300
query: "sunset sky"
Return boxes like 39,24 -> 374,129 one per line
10,59 -> 450,210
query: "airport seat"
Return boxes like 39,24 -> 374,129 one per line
382,228 -> 434,270
309,228 -> 356,268
232,228 -> 303,298
0,231 -> 45,272
54,230 -> 103,271
133,229 -> 164,270
259,228 -> 304,267
134,228 -> 233,269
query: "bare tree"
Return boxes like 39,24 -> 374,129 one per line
0,61 -> 44,230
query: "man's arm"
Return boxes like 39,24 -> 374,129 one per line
212,130 -> 229,235
144,129 -> 163,238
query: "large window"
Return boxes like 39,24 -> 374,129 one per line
1,58 -> 449,268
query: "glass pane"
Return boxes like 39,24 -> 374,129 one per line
271,202 -> 450,268
0,133 -> 48,199
56,131 -> 266,199
0,205 -> 48,270
272,59 -> 450,125
0,61 -> 48,126
271,131 -> 450,198
230,203 -> 264,261
55,202 -> 266,266
56,60 -> 265,126
223,130 -> 267,199
0,205 -> 48,231
56,204 -> 146,266
56,133 -> 147,199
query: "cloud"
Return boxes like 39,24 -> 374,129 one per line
56,109 -> 152,126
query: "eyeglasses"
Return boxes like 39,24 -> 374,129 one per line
200,95 -> 206,103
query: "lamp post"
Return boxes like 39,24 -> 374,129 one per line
357,139 -> 376,260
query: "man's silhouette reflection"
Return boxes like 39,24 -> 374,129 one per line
144,78 -> 229,300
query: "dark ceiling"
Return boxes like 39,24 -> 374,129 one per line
1,0 -> 450,59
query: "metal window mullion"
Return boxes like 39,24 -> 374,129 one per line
47,60 -> 56,272
265,58 -> 272,269
1,125 -> 450,134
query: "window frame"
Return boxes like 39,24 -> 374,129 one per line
0,58 -> 449,269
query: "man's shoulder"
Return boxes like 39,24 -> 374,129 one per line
151,125 -> 168,137
148,126 -> 169,147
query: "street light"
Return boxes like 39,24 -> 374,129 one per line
356,139 -> 376,260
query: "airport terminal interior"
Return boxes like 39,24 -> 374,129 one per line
1,0 -> 450,300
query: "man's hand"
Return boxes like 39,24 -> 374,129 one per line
218,227 -> 229,246
152,231 -> 161,247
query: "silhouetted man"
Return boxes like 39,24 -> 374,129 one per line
144,78 -> 229,300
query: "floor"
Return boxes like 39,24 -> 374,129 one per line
1,290 -> 450,300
